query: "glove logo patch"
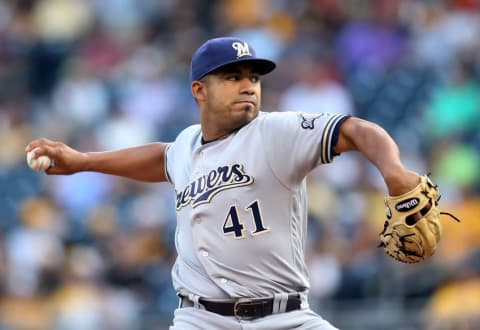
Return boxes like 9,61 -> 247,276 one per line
395,197 -> 420,212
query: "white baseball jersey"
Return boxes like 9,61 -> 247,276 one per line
165,111 -> 349,299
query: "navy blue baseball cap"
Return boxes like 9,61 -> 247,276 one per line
190,37 -> 276,82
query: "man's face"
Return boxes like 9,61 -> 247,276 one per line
200,63 -> 262,132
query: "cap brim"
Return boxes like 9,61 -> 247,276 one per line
198,58 -> 276,81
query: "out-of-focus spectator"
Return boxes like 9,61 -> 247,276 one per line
424,253 -> 480,330
409,0 -> 480,70
279,55 -> 354,115
115,45 -> 179,128
306,237 -> 342,302
432,143 -> 480,196
51,242 -> 146,330
26,0 -> 93,98
335,0 -> 408,73
48,172 -> 116,228
0,295 -> 53,330
33,0 -> 93,43
95,110 -> 158,151
4,197 -> 65,297
0,105 -> 31,168
435,192 -> 480,263
52,57 -> 110,128
424,54 -> 480,142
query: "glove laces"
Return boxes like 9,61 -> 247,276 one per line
439,211 -> 461,223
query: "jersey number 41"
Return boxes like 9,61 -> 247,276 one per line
223,200 -> 270,239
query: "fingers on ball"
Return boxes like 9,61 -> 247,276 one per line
25,138 -> 56,152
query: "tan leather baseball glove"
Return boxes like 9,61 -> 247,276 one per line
378,174 -> 460,263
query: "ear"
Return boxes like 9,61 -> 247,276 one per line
191,81 -> 207,102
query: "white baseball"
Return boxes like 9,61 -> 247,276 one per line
27,148 -> 53,171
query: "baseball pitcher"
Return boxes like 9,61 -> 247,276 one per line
26,37 -> 456,329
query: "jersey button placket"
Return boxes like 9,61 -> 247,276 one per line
195,151 -> 204,175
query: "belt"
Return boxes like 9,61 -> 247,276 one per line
179,294 -> 302,319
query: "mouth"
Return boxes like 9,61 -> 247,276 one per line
234,100 -> 256,106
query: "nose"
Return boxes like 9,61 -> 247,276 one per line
239,77 -> 255,95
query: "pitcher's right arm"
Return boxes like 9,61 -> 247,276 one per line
26,138 -> 169,182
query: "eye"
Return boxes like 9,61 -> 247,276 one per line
250,75 -> 260,83
227,75 -> 239,81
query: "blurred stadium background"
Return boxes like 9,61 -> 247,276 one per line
1,0 -> 479,329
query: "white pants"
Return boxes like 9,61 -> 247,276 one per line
169,307 -> 339,330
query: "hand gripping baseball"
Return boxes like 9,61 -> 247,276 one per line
27,147 -> 54,171
378,174 -> 460,263
25,138 -> 88,175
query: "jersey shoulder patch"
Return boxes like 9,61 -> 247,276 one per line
299,112 -> 325,129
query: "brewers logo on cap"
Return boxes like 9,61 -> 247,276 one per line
232,41 -> 252,58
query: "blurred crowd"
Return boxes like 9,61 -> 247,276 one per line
1,0 -> 480,329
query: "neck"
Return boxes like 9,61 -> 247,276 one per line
201,128 -> 238,143
199,106 -> 259,141
199,111 -> 235,142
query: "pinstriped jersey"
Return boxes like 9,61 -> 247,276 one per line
165,111 -> 349,299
